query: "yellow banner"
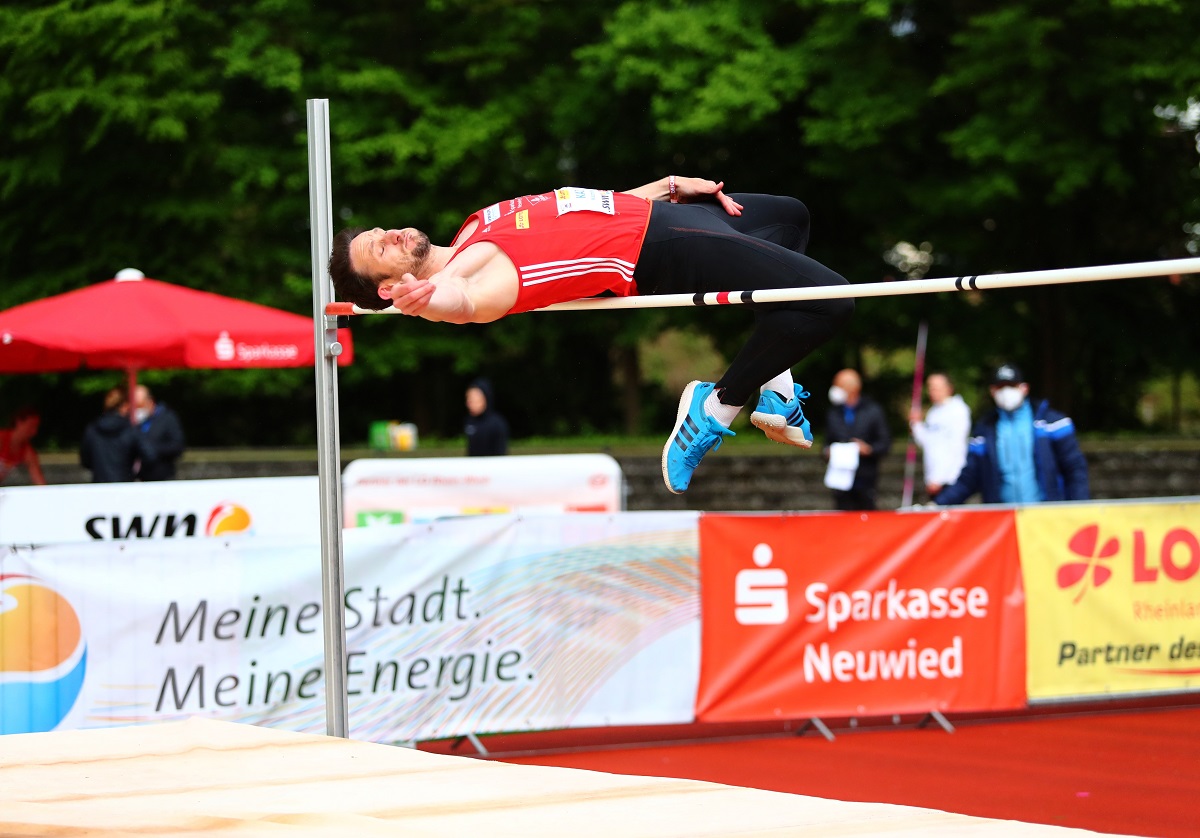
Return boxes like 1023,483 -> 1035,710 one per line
1018,501 -> 1200,699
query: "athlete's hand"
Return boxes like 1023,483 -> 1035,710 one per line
678,177 -> 743,217
709,181 -> 744,217
388,274 -> 436,316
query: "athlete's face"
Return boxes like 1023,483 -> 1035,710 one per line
349,227 -> 432,285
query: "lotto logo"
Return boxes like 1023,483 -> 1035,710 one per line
1056,523 -> 1200,604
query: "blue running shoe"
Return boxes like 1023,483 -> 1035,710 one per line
662,381 -> 735,494
750,384 -> 813,448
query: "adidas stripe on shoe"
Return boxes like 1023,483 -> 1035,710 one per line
750,384 -> 813,448
662,381 -> 735,494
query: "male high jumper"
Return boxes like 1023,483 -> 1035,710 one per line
328,176 -> 853,494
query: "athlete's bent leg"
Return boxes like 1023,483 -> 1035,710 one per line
693,194 -> 811,254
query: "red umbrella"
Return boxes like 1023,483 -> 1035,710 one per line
0,269 -> 353,376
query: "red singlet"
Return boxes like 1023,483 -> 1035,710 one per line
448,188 -> 652,315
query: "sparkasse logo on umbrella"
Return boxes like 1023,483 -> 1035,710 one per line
214,331 -> 299,363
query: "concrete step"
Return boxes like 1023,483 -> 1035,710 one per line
21,449 -> 1200,513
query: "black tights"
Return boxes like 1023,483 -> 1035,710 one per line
632,194 -> 853,406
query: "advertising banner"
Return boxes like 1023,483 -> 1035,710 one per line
1,511 -> 699,743
342,454 -> 624,526
696,511 -> 1026,721
1018,500 -> 1200,699
0,477 -> 320,546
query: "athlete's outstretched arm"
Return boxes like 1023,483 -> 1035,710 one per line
623,176 -> 743,216
385,276 -> 476,323
383,270 -> 515,324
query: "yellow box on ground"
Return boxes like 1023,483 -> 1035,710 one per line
1017,501 -> 1200,700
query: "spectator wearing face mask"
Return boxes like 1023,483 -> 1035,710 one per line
934,363 -> 1089,506
822,368 -> 892,511
132,385 -> 186,480
80,388 -> 149,483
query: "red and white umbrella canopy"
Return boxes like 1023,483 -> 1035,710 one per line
0,270 -> 352,373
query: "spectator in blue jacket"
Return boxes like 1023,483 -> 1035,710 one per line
935,363 -> 1090,506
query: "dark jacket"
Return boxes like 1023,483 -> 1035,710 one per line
81,411 -> 145,483
137,404 -> 186,480
823,396 -> 892,492
465,378 -> 509,457
936,399 -> 1090,505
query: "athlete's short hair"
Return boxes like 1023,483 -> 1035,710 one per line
329,227 -> 392,311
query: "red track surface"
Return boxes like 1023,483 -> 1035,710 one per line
495,707 -> 1199,837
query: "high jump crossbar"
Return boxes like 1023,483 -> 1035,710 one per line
324,256 -> 1200,317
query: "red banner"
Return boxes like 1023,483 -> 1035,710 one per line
697,511 -> 1026,721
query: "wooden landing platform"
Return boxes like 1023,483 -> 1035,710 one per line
1,719 -> 1120,837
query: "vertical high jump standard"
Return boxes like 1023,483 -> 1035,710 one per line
308,99 -> 349,737
306,98 -> 1200,739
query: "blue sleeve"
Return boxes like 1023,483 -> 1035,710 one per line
936,437 -> 984,505
1054,428 -> 1091,500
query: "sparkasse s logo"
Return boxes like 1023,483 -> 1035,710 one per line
735,543 -> 788,625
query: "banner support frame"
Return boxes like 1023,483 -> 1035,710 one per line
796,717 -> 836,741
917,710 -> 956,734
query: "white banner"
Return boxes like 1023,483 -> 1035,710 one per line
0,477 -> 320,546
1,512 -> 699,743
343,454 -> 624,527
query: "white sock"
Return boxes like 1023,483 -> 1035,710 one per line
704,390 -> 743,427
760,370 -> 794,400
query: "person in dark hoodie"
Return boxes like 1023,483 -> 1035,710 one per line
132,384 -> 186,480
81,388 -> 149,482
464,378 -> 509,456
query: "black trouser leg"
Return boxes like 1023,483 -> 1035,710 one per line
633,195 -> 853,406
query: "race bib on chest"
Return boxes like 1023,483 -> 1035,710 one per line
554,187 -> 616,216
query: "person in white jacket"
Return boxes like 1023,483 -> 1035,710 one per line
909,373 -> 971,501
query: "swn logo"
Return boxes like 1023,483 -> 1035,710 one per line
0,574 -> 87,734
735,543 -> 788,625
205,503 -> 253,536
1057,523 -> 1200,603
85,502 -> 253,540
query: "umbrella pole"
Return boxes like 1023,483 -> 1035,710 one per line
126,368 -> 138,425
307,98 -> 350,739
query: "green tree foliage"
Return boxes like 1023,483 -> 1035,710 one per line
1,0 -> 1197,447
